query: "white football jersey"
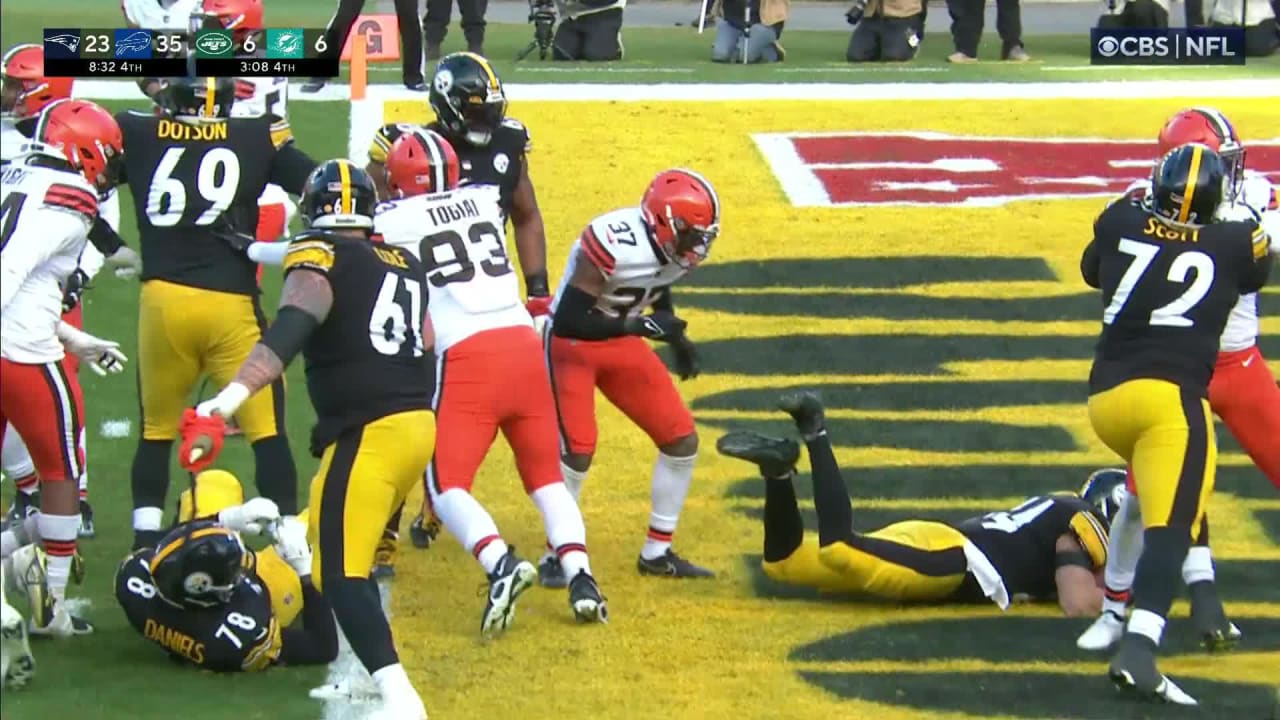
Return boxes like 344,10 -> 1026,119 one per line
123,0 -> 202,30
376,184 -> 532,353
1123,169 -> 1277,352
550,207 -> 689,319
1,160 -> 97,363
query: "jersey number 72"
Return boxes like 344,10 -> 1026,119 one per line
1102,238 -> 1215,328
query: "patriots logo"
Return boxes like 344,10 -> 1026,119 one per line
45,34 -> 80,52
273,32 -> 301,55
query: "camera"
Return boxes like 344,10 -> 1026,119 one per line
516,0 -> 557,61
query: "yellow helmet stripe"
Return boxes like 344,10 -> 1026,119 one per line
461,52 -> 500,93
151,527 -> 235,568
1178,144 -> 1203,224
204,77 -> 216,118
337,160 -> 352,214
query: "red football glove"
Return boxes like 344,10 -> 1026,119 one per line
179,408 -> 227,473
525,295 -> 553,318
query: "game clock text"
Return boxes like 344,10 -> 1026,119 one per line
41,28 -> 339,78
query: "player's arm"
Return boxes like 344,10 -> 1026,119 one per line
551,238 -> 681,341
1,205 -> 89,312
270,143 -> 319,197
277,578 -> 339,666
511,155 -> 549,297
114,549 -> 159,633
1241,223 -> 1274,293
1053,533 -> 1103,617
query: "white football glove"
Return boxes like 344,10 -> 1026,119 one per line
272,516 -> 312,577
196,382 -> 251,419
104,246 -> 142,279
218,497 -> 281,536
56,322 -> 128,376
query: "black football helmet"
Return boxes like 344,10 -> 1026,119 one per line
1080,468 -> 1127,524
428,52 -> 507,147
155,76 -> 236,122
1149,142 -> 1227,226
149,519 -> 250,609
300,159 -> 378,230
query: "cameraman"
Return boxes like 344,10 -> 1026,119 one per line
1207,0 -> 1278,56
1095,0 -> 1172,28
552,0 -> 626,61
710,0 -> 789,63
846,0 -> 926,62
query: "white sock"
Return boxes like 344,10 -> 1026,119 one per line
2,431 -> 36,490
133,507 -> 163,532
1104,491 -> 1144,594
77,426 -> 88,499
560,461 -> 587,503
432,488 -> 507,574
530,483 -> 590,579
36,513 -> 79,602
1181,545 -> 1215,585
371,664 -> 424,713
641,451 -> 696,561
1127,608 -> 1166,646
1,530 -> 21,558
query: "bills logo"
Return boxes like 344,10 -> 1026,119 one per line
755,131 -> 1280,207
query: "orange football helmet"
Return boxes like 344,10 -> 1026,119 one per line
385,128 -> 461,198
641,168 -> 720,270
2,44 -> 74,122
32,99 -> 125,192
1157,107 -> 1245,197
201,0 -> 264,40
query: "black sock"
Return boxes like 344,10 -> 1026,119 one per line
132,529 -> 164,551
324,575 -> 398,674
1132,525 -> 1193,617
252,435 -> 298,514
1194,515 -> 1209,547
763,474 -> 804,563
385,503 -> 404,536
131,439 -> 172,511
805,432 -> 853,547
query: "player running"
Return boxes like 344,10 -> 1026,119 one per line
194,160 -> 435,719
718,392 -> 1111,615
1,99 -> 129,636
1083,143 -> 1272,704
116,76 -> 315,551
376,128 -> 607,634
541,168 -> 718,585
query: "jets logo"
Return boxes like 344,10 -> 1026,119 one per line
195,31 -> 233,57
44,34 -> 80,52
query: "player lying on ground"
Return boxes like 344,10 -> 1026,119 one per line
114,470 -> 337,672
717,392 -> 1112,615
376,128 -> 607,634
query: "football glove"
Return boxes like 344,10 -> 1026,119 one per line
626,311 -> 687,341
671,335 -> 700,381
104,246 -> 142,279
60,269 -> 90,313
524,295 -> 553,318
56,322 -> 127,376
178,408 -> 226,473
218,497 -> 281,536
272,516 -> 313,577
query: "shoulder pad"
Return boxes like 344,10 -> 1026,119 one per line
283,232 -> 337,274
43,182 -> 98,219
1250,223 -> 1271,261
499,117 -> 531,153
501,117 -> 526,132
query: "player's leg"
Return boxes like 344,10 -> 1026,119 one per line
210,293 -> 298,514
1211,346 -> 1280,488
308,411 -> 434,718
596,337 -> 709,577
1181,515 -> 1240,650
1078,486 -> 1143,650
58,304 -> 93,538
372,504 -> 402,581
2,431 -> 39,524
540,330 -> 602,587
253,185 -> 292,286
131,281 -> 204,550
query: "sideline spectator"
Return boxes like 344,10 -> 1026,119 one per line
424,0 -> 489,58
1208,0 -> 1279,55
946,0 -> 1029,62
710,0 -> 788,63
846,0 -> 926,62
303,0 -> 427,92
553,0 -> 626,60
1096,0 -> 1171,28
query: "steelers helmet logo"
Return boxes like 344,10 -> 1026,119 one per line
434,69 -> 454,95
493,153 -> 509,174
183,571 -> 214,595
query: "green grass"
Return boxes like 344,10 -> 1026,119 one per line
2,0 -> 1276,84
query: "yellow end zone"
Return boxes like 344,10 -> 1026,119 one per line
375,98 -> 1279,720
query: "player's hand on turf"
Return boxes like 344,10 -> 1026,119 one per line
219,497 -> 281,535
628,311 -> 687,341
56,322 -> 128,376
272,516 -> 313,577
178,408 -> 227,473
671,336 -> 700,380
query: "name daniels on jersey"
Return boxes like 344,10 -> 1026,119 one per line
1143,217 -> 1201,243
144,618 -> 205,664
425,195 -> 480,226
156,119 -> 229,142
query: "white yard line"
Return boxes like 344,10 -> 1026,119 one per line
320,579 -> 395,720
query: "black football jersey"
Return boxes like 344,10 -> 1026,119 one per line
281,232 -> 433,455
1083,198 -> 1272,394
117,112 -> 313,295
115,549 -> 282,673
955,494 -> 1110,603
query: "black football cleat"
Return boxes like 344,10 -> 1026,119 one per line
480,548 -> 537,638
1188,580 -> 1242,652
715,431 -> 799,479
538,554 -> 569,589
371,529 -> 398,581
567,571 -> 608,624
77,500 -> 95,539
1108,634 -> 1197,705
777,391 -> 826,438
636,549 -> 714,579
409,511 -> 441,550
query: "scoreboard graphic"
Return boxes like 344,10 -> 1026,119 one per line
41,27 -> 337,78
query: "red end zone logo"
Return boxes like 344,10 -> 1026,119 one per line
753,131 -> 1280,207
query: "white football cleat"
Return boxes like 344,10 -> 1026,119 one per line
309,678 -> 382,704
1,596 -> 36,689
1077,610 -> 1125,651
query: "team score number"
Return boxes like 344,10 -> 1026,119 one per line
81,33 -> 111,56
1103,238 -> 1215,328
980,497 -> 1053,533
420,221 -> 512,287
154,34 -> 184,54
607,220 -> 638,246
370,272 -> 425,357
145,147 -> 241,227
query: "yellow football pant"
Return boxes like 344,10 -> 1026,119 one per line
762,520 -> 970,601
308,411 -> 435,591
1089,378 -> 1216,531
138,280 -> 285,442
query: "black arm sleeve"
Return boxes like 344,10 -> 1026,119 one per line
651,287 -> 674,313
260,305 -> 320,366
278,581 -> 339,666
552,285 -> 636,340
525,269 -> 550,297
1080,239 -> 1101,289
270,143 -> 319,196
88,215 -> 125,256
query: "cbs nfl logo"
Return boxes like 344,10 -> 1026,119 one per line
1091,27 -> 1245,66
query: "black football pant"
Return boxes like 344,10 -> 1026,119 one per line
423,0 -> 488,50
847,15 -> 924,62
552,9 -> 625,61
946,0 -> 1023,58
319,0 -> 426,85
